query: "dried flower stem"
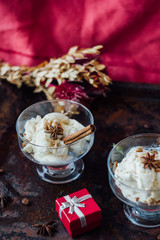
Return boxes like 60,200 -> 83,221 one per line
0,45 -> 111,102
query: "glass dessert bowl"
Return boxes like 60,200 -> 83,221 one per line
107,133 -> 160,228
16,99 -> 94,184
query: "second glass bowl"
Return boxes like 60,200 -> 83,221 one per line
107,133 -> 160,227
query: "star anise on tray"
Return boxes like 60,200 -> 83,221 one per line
0,195 -> 9,208
141,152 -> 160,171
44,122 -> 63,140
33,220 -> 57,237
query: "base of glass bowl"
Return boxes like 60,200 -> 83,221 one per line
37,159 -> 84,184
124,204 -> 160,228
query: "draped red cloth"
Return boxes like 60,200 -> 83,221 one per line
0,0 -> 160,83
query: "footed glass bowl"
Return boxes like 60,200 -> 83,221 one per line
16,99 -> 94,184
107,133 -> 160,228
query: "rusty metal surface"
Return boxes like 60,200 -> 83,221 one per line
0,80 -> 160,239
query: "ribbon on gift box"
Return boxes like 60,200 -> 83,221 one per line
59,194 -> 92,228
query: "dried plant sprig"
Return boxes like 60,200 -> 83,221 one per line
0,45 -> 111,102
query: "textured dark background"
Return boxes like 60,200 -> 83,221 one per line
0,80 -> 160,240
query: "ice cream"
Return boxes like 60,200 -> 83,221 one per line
114,146 -> 160,205
22,112 -> 92,165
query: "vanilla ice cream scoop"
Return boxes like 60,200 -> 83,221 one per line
114,146 -> 160,204
23,112 -> 91,165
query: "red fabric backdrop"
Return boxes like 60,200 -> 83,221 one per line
0,0 -> 160,84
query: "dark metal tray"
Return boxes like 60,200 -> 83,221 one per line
0,80 -> 160,239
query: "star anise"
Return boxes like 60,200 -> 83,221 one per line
0,195 -> 9,208
45,122 -> 63,140
33,220 -> 57,237
141,152 -> 160,171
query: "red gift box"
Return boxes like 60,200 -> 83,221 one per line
55,188 -> 102,238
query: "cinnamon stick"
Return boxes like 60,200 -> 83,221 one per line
63,124 -> 96,145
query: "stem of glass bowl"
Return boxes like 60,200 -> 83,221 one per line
47,164 -> 76,177
36,159 -> 84,184
123,204 -> 160,227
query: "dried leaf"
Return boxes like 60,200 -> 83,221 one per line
36,70 -> 47,77
96,64 -> 106,71
0,66 -> 10,75
48,86 -> 56,95
65,55 -> 75,63
93,45 -> 103,50
45,78 -> 53,87
73,53 -> 84,58
37,60 -> 48,68
34,86 -> 43,93
68,46 -> 78,55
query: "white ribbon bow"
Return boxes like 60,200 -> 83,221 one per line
59,194 -> 92,228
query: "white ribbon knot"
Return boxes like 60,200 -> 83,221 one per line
59,193 -> 92,228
